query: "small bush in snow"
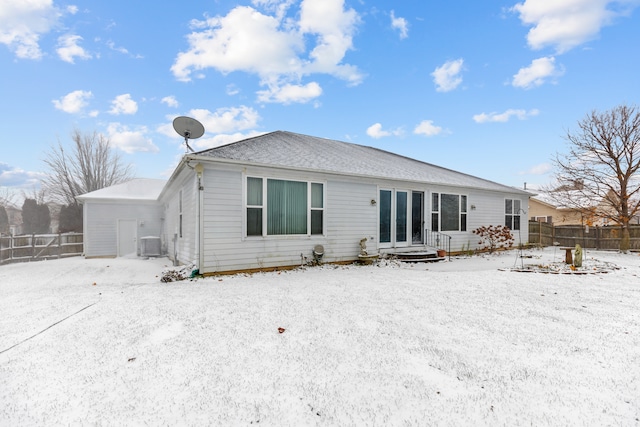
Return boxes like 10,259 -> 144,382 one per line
473,225 -> 514,254
161,264 -> 198,282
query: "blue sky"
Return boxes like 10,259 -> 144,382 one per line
1,0 -> 639,203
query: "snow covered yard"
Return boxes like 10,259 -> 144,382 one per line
1,248 -> 639,426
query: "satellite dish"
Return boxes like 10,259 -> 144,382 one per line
173,116 -> 205,152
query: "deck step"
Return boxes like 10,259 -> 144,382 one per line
394,251 -> 445,263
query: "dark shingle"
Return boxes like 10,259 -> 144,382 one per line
197,131 -> 526,193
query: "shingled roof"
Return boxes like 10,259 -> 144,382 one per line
197,131 -> 528,194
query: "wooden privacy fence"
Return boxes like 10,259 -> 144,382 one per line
0,233 -> 83,265
528,221 -> 640,251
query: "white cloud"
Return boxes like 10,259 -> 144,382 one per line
66,5 -> 78,14
106,40 -> 128,55
431,59 -> 464,92
511,0 -> 637,53
366,123 -> 390,139
52,90 -> 93,114
390,10 -> 409,39
158,107 -> 263,151
520,163 -> 552,175
413,120 -> 444,137
106,40 -> 142,58
106,123 -> 159,154
257,81 -> 322,104
512,56 -> 564,89
171,6 -> 302,80
0,0 -> 61,59
299,0 -> 362,82
56,34 -> 91,63
226,84 -> 240,96
171,0 -> 362,104
366,123 -> 404,139
161,96 -> 179,108
473,108 -> 540,123
251,0 -> 297,17
0,163 -> 45,188
188,106 -> 261,134
109,94 -> 138,115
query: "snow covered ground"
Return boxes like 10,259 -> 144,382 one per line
1,248 -> 639,426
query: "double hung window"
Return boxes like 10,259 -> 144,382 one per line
505,199 -> 521,230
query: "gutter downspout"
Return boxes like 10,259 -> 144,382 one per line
194,163 -> 204,274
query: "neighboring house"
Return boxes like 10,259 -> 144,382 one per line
78,131 -> 531,273
5,205 -> 23,235
76,179 -> 166,258
528,197 -> 556,223
529,189 -> 631,226
528,196 -> 590,225
48,203 -> 62,234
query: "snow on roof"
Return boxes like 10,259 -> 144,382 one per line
198,131 -> 528,194
532,190 -> 596,210
76,178 -> 167,202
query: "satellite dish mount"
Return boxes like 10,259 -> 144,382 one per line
173,116 -> 205,153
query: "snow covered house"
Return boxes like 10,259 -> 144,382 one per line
78,131 -> 531,273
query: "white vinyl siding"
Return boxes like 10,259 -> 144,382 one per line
162,162 -> 529,273
428,189 -> 528,253
163,174 -> 197,265
194,166 -> 375,273
82,201 -> 163,258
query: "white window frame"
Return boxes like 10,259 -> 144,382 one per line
178,189 -> 183,238
505,198 -> 522,231
244,176 -> 326,238
431,192 -> 467,232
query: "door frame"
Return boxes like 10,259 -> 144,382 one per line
117,219 -> 138,257
379,188 -> 411,249
411,191 -> 425,245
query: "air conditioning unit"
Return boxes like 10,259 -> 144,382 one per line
140,236 -> 161,257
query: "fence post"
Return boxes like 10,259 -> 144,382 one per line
31,233 -> 35,259
58,232 -> 62,259
538,222 -> 542,245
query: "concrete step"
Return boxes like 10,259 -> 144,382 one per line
394,250 -> 445,263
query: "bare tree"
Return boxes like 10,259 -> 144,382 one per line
547,104 -> 640,252
0,187 -> 17,207
21,186 -> 47,205
41,129 -> 134,205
